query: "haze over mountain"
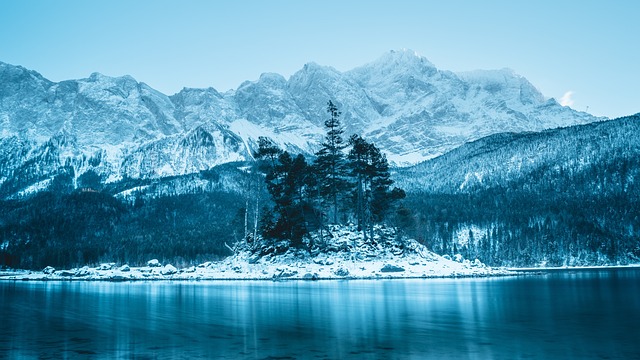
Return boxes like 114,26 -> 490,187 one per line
0,49 -> 602,198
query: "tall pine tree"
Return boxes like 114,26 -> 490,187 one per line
314,100 -> 349,224
347,134 -> 405,239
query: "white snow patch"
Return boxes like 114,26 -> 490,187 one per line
12,178 -> 53,199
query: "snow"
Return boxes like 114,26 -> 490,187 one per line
147,259 -> 161,267
453,224 -> 489,247
114,185 -> 150,200
12,178 -> 52,199
1,51 -> 603,200
0,226 -> 514,281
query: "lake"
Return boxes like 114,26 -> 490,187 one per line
1,269 -> 639,359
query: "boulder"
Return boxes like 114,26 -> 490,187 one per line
380,264 -> 405,273
57,270 -> 75,277
248,254 -> 261,264
147,259 -> 161,267
75,266 -> 93,277
333,268 -> 349,277
161,264 -> 178,275
98,263 -> 116,270
302,273 -> 319,280
42,266 -> 55,275
278,269 -> 298,278
119,264 -> 131,272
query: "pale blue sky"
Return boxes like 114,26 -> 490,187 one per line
1,0 -> 638,118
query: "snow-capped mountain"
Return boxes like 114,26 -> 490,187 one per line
0,49 -> 603,198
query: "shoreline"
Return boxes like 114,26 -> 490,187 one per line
0,272 -> 516,282
2,263 -> 638,283
507,264 -> 640,272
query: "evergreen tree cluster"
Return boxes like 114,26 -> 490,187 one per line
254,101 -> 406,248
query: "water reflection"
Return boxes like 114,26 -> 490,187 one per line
1,269 -> 639,359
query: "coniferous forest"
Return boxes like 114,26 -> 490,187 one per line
0,106 -> 639,270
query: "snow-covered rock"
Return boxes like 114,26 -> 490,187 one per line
380,264 -> 405,273
119,264 -> 131,272
147,259 -> 161,267
98,263 -> 116,270
161,264 -> 177,275
333,268 -> 350,277
75,266 -> 94,277
42,266 -> 55,274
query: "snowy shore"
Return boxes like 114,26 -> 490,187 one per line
4,223 -> 636,281
0,227 -> 514,281
0,250 -> 513,281
4,261 -> 636,281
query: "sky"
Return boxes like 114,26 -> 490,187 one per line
0,0 -> 638,118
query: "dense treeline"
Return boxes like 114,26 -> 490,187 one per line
0,190 -> 244,269
402,157 -> 640,267
394,115 -> 640,267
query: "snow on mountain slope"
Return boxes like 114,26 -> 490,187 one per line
0,51 -> 605,198
397,114 -> 640,194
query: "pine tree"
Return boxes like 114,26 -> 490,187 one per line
251,136 -> 283,243
262,151 -> 311,247
254,136 -> 282,170
347,134 -> 371,233
314,100 -> 349,224
347,134 -> 405,239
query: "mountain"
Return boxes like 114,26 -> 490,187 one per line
395,115 -> 640,267
0,50 -> 602,199
397,114 -> 640,194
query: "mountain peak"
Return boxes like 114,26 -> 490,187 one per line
388,49 -> 435,66
298,62 -> 340,75
258,72 -> 287,85
87,72 -> 137,84
348,49 -> 437,81
376,49 -> 436,69
0,61 -> 50,87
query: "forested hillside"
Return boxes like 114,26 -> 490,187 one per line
397,115 -> 640,266
0,165 -> 250,269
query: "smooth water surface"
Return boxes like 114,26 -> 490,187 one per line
1,269 -> 639,359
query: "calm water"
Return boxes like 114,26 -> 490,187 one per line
1,270 -> 639,359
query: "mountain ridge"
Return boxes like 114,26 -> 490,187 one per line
0,51 -> 604,198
